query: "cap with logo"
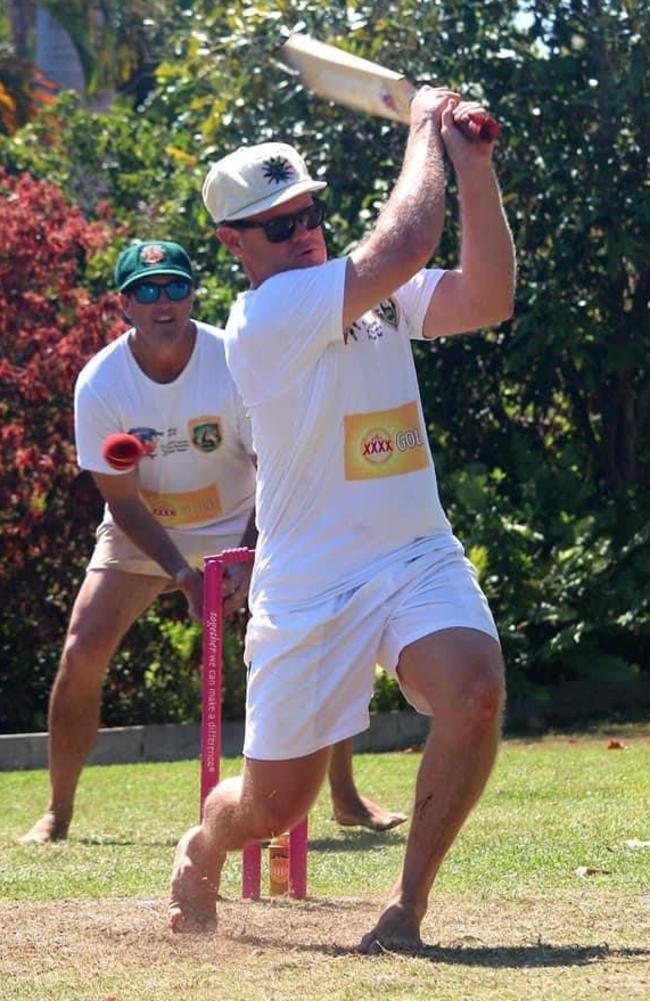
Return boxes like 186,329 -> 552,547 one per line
202,142 -> 327,224
115,240 -> 194,292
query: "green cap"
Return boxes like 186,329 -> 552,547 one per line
114,240 -> 194,292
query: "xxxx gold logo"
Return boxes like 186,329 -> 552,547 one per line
141,484 -> 222,527
361,428 -> 394,463
344,402 -> 430,481
395,428 -> 423,451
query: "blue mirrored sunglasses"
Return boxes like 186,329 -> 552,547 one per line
130,279 -> 193,304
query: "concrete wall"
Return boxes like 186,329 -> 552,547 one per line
3,675 -> 648,771
0,711 -> 431,771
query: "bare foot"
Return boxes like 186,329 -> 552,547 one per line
168,825 -> 222,933
19,812 -> 70,845
358,903 -> 424,955
333,796 -> 407,833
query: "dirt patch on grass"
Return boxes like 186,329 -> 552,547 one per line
1,891 -> 649,1000
1,895 -> 369,973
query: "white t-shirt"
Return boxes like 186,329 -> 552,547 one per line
224,258 -> 452,611
75,322 -> 255,538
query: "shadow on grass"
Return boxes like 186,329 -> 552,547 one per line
77,835 -> 178,847
75,831 -> 402,851
307,830 -> 406,853
231,933 -> 650,967
219,895 -> 368,912
414,942 -> 649,967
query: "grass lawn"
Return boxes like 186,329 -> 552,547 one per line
1,727 -> 649,1000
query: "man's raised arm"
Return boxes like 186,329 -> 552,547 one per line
422,99 -> 515,339
343,86 -> 459,328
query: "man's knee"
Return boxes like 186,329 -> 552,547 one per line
243,796 -> 302,841
461,647 -> 505,733
56,629 -> 109,691
241,752 -> 329,839
402,629 -> 505,732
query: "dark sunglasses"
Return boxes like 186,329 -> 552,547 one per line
130,279 -> 193,304
225,198 -> 326,244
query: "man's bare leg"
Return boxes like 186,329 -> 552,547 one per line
329,737 -> 407,832
20,569 -> 165,844
359,628 -> 504,954
169,748 -> 330,932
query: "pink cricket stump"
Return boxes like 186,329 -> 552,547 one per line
200,547 -> 308,900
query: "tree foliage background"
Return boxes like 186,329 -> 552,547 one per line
0,0 -> 648,731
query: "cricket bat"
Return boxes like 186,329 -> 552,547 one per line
280,32 -> 500,141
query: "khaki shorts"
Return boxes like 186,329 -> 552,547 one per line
87,521 -> 243,580
243,534 -> 499,760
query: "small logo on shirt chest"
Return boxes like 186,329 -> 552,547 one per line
374,298 -> 399,327
189,416 -> 222,452
344,317 -> 383,345
343,297 -> 399,345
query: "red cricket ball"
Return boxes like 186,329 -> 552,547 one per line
101,433 -> 148,471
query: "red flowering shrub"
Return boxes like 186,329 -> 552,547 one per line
0,169 -> 122,562
0,169 -> 122,730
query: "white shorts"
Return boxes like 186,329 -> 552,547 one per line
243,534 -> 499,760
87,522 -> 242,579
